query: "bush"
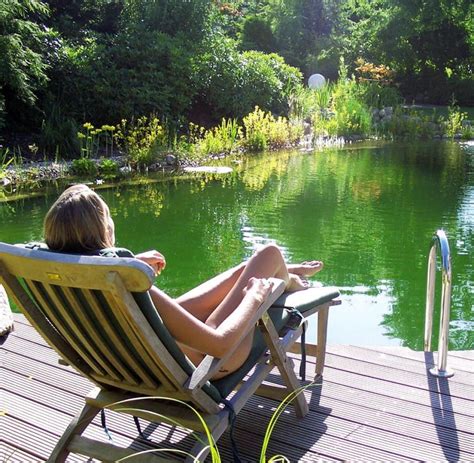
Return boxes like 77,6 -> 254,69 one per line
114,116 -> 167,168
240,16 -> 277,53
98,158 -> 119,178
50,31 -> 195,126
444,102 -> 467,138
193,37 -> 302,120
70,157 -> 97,176
194,119 -> 242,156
311,79 -> 372,137
242,106 -> 300,152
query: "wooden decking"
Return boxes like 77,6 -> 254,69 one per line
2,314 -> 474,462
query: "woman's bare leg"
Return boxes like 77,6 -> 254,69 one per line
176,262 -> 246,321
177,252 -> 323,322
205,244 -> 289,328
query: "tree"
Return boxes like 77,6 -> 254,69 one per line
0,0 -> 49,129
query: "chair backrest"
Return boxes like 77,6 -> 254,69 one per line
0,242 -> 221,411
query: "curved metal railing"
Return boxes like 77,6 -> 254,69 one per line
424,229 -> 454,378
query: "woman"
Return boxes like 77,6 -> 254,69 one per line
44,184 -> 323,378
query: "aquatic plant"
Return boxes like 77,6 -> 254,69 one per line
443,100 -> 467,138
109,381 -> 319,462
242,106 -> 299,152
98,158 -> 119,179
195,118 -> 242,156
114,116 -> 167,169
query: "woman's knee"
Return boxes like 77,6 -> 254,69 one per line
254,243 -> 282,261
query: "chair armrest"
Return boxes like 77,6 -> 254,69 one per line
186,278 -> 286,391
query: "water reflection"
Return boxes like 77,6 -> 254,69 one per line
1,141 -> 472,350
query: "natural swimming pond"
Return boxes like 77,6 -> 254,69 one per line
1,141 -> 473,350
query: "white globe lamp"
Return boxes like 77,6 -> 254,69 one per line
308,73 -> 326,89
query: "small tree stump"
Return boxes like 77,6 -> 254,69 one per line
0,284 -> 14,336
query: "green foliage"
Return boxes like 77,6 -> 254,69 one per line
193,119 -> 242,156
76,122 -> 115,159
0,147 -> 14,177
240,15 -> 277,53
123,0 -> 212,41
298,76 -> 373,137
355,82 -> 402,110
0,93 -> 5,132
98,158 -> 119,179
39,103 -> 79,159
0,0 -> 49,109
444,101 -> 468,138
115,116 -> 167,169
289,85 -> 332,122
242,106 -> 301,152
70,157 -> 97,177
380,108 -> 438,140
194,37 -> 302,120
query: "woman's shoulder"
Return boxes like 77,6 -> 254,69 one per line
21,242 -> 135,258
98,247 -> 135,258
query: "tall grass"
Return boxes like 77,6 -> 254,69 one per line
109,381 -> 321,462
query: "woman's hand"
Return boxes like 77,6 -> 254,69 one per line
136,250 -> 166,276
242,277 -> 273,305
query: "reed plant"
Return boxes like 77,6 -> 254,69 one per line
242,106 -> 299,152
110,381 -> 320,462
195,118 -> 242,156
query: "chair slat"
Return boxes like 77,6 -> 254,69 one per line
104,273 -> 189,391
25,279 -> 107,377
85,288 -> 161,389
0,268 -> 92,376
102,292 -> 180,391
61,287 -> 140,386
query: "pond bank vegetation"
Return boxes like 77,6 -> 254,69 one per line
2,66 -> 472,199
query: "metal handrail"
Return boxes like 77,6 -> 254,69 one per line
424,229 -> 454,378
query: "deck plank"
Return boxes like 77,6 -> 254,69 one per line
3,314 -> 473,462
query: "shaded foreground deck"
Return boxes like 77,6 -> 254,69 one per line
2,314 -> 474,462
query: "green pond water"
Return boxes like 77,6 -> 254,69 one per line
1,141 -> 473,350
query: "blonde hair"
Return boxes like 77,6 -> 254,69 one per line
44,184 -> 115,253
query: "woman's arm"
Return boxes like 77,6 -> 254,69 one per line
148,278 -> 272,359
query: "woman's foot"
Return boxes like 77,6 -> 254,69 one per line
287,261 -> 323,277
286,274 -> 310,292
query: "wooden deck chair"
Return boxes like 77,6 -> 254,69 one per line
0,242 -> 340,462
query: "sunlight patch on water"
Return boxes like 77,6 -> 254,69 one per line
306,281 -> 401,346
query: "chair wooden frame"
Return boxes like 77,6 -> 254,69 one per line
0,242 -> 337,462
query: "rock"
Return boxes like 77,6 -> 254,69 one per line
462,119 -> 472,128
165,154 -> 177,166
120,165 -> 132,174
384,107 -> 393,116
454,133 -> 462,140
0,284 -> 14,337
379,108 -> 386,118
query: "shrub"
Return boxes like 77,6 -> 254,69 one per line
114,116 -> 167,168
193,37 -> 302,120
71,157 -> 97,176
98,159 -> 119,178
240,16 -> 277,53
242,106 -> 300,151
443,101 -> 467,138
194,118 -> 242,156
